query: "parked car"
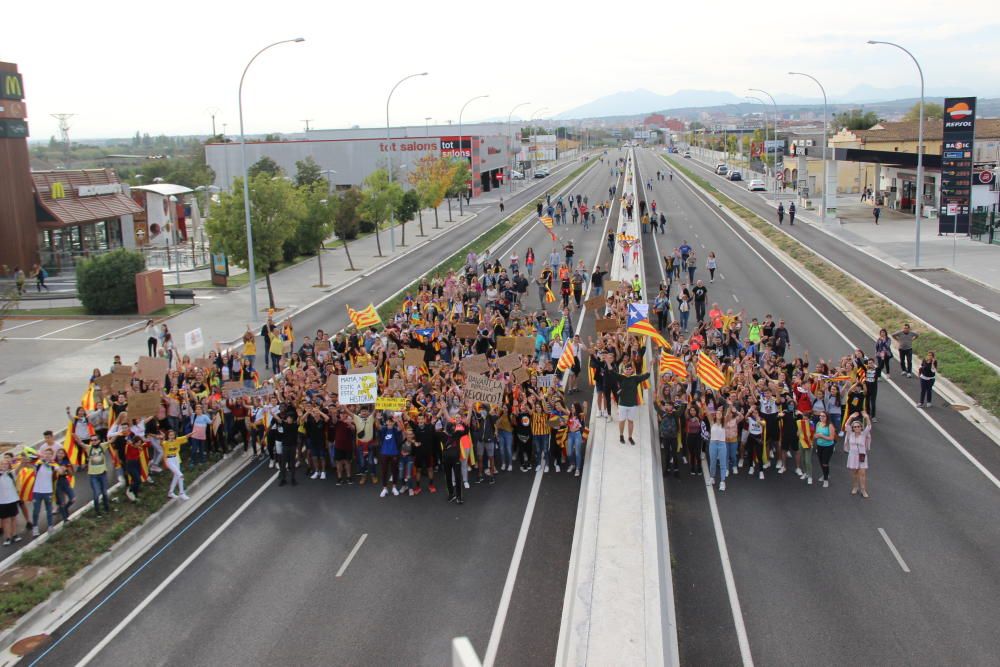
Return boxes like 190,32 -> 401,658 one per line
683,151 -> 691,158
716,165 -> 729,176
534,168 -> 549,178
747,179 -> 766,191
714,163 -> 726,174
510,170 -> 525,180
727,170 -> 742,181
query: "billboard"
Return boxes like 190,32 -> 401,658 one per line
939,97 -> 976,234
440,137 -> 472,158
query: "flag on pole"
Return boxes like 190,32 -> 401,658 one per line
540,215 -> 558,242
80,384 -> 97,412
659,352 -> 688,379
626,303 -> 669,348
545,288 -> 556,303
695,352 -> 726,391
557,339 -> 575,373
347,304 -> 382,329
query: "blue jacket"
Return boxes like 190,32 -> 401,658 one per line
377,426 -> 402,456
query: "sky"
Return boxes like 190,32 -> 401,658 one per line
5,0 -> 1000,140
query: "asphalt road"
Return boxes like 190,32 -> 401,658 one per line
26,150 -> 630,666
673,152 -> 1000,369
634,148 -> 1000,667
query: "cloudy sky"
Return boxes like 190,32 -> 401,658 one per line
6,0 -> 999,140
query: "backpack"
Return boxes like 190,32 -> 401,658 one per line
659,414 -> 677,440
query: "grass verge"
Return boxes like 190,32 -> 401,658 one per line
376,163 -> 594,321
0,456 -> 215,630
7,304 -> 193,318
665,155 -> 1000,418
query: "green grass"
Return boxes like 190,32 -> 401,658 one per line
0,456 -> 215,629
6,304 -> 192,318
376,162 -> 593,322
665,155 -> 1000,418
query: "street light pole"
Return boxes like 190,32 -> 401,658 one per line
385,71 -> 429,254
528,107 -> 548,178
458,94 -> 489,215
239,37 -> 304,321
749,88 -> 780,195
789,71 -> 829,224
746,95 -> 768,186
506,101 -> 530,194
868,40 -> 925,266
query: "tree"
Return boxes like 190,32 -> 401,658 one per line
396,190 -> 420,246
294,156 -> 324,188
205,174 -> 304,309
833,109 -> 881,131
291,183 -> 336,286
334,188 -> 363,271
248,156 -> 282,179
77,249 -> 147,314
409,154 -> 449,230
903,101 -> 943,122
446,157 -> 473,217
359,169 -> 403,257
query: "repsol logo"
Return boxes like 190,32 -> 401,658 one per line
945,120 -> 973,129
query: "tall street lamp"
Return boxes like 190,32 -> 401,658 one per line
239,37 -> 305,321
528,107 -> 548,176
506,101 -> 530,193
745,95 -> 769,187
869,40 -> 925,266
385,71 -> 429,254
789,71 -> 829,224
749,88 -> 780,195
458,94 -> 489,215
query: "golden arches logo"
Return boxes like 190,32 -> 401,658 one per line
2,74 -> 23,99
51,182 -> 66,199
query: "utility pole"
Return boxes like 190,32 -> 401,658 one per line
301,119 -> 313,133
50,113 -> 75,167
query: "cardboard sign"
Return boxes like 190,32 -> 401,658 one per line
314,340 -> 331,353
128,392 -> 162,419
192,357 -> 214,370
350,365 -> 375,375
512,367 -> 531,386
338,373 -> 378,404
326,374 -> 340,394
404,348 -> 424,368
388,378 -> 405,392
496,354 -> 521,373
109,372 -> 132,393
455,323 -> 478,339
595,318 -> 621,334
513,336 -> 535,356
496,336 -> 515,353
375,397 -> 407,411
536,374 -> 558,388
388,356 -> 404,369
463,373 -> 505,407
585,294 -> 607,311
93,374 -> 114,396
461,354 -> 489,375
605,280 -> 621,294
136,356 -> 168,384
222,381 -> 245,398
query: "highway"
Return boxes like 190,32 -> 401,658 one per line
25,151 -> 629,666
633,148 -> 1000,666
672,152 -> 1000,369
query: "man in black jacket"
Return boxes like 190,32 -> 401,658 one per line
603,357 -> 650,445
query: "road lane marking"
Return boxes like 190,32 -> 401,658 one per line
100,321 -> 147,339
335,533 -> 368,577
732,293 -> 740,303
35,320 -> 93,338
720,272 -> 726,280
668,158 -> 1000,491
0,319 -> 43,332
5,336 -> 96,342
878,528 -> 910,573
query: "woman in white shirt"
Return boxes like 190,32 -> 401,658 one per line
845,412 -> 873,498
144,320 -> 159,357
0,456 -> 22,546
707,408 -> 729,491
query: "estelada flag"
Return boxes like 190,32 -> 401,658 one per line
659,352 -> 688,379
557,340 -> 575,373
346,304 -> 382,330
626,303 -> 669,348
696,352 -> 726,391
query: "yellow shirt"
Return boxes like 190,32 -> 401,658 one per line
244,338 -> 257,355
163,435 -> 189,459
269,334 -> 285,356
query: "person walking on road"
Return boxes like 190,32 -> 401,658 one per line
814,411 -> 836,488
524,247 -> 535,278
777,203 -> 785,225
706,252 -> 718,282
145,320 -> 159,357
499,197 -> 504,213
32,264 -> 49,292
892,323 -> 919,377
917,351 -> 938,408
788,202 -> 796,225
872,205 -> 880,225
845,412 -> 872,498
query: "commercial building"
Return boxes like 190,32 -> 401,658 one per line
206,122 -> 531,198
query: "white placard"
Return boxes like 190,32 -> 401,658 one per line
337,373 -> 378,405
184,327 -> 204,352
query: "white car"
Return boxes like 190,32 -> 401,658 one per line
510,170 -> 525,180
747,179 -> 766,192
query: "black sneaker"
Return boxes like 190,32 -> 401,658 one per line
628,437 -> 636,445
619,435 -> 625,444
279,479 -> 287,487
488,475 -> 496,485
447,494 -> 457,503
456,498 -> 465,505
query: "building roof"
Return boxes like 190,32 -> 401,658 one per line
131,183 -> 193,197
856,118 -> 1000,143
32,168 -> 142,227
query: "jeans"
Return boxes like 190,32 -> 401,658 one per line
56,477 -> 75,521
532,434 -> 549,467
593,285 -> 603,296
920,378 -> 934,404
498,431 -> 513,468
727,440 -> 739,471
89,473 -> 110,512
32,492 -> 54,528
399,455 -> 413,488
125,460 -> 143,496
899,349 -> 913,374
270,353 -> 282,373
526,263 -> 534,278
709,440 -> 728,481
380,455 -> 400,487
189,438 -> 206,465
679,310 -> 690,330
688,267 -> 696,283
356,442 -> 376,478
568,430 -> 583,470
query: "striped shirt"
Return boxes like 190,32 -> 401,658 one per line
531,412 -> 550,436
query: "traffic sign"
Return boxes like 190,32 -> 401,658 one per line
947,202 -> 959,216
977,170 -> 994,185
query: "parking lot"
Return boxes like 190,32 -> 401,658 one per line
0,317 -> 145,379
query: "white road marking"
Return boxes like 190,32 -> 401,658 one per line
0,319 -> 43,332
335,533 -> 368,577
669,161 -> 1000,491
4,336 -> 96,342
100,321 -> 147,339
75,472 -> 278,666
732,293 -> 740,303
719,272 -> 726,281
701,243 -> 706,249
878,528 -> 911,573
35,320 -> 93,338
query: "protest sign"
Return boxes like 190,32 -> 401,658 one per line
605,280 -> 621,294
222,382 -> 245,398
314,340 -> 330,353
513,336 -> 535,356
192,357 -> 214,370
496,336 -> 515,353
463,374 -> 505,407
595,318 -> 621,334
93,374 -> 114,395
496,354 -> 521,373
537,374 -> 557,388
512,367 -> 531,386
128,392 -> 162,419
338,373 -> 378,404
584,294 -> 607,311
461,354 -> 489,375
455,323 -> 478,339
375,397 -> 407,411
350,365 -> 375,375
403,349 -> 424,368
388,378 -> 405,392
184,328 -> 204,352
136,356 -> 168,384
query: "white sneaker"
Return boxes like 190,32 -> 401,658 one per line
268,460 -> 275,469
320,472 -> 327,480
719,481 -> 726,491
748,465 -> 754,475
759,471 -> 765,480
575,470 -> 581,477
310,472 -> 319,480
567,464 -> 575,473
731,466 -> 738,475
464,481 -> 470,489
738,458 -> 744,468
168,492 -> 177,499
380,488 -> 388,498
795,467 -> 803,476
179,493 -> 190,500
807,476 -> 813,485
778,465 -> 785,474
408,489 -> 414,496
535,465 -> 542,472
708,477 -> 715,486
544,465 -> 550,473
823,480 -> 829,488
31,527 -> 39,537
555,464 -> 561,472
392,486 -> 400,496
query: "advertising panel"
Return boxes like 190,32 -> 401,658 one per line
939,97 -> 976,234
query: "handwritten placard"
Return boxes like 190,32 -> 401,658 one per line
463,374 -> 505,407
536,374 -> 557,388
584,294 -> 607,311
375,397 -> 407,411
338,373 -> 378,405
595,318 -> 621,334
455,323 -> 478,339
496,354 -> 521,373
496,336 -> 515,353
136,356 -> 168,384
128,392 -> 162,419
461,354 -> 489,375
513,336 -> 535,356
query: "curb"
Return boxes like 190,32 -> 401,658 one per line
666,156 -> 1000,448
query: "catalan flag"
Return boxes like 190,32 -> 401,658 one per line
659,352 -> 688,380
346,303 -> 382,330
80,383 -> 97,412
557,339 -> 575,373
626,303 -> 669,348
62,419 -> 88,466
545,288 -> 556,304
540,216 -> 558,241
695,352 -> 726,391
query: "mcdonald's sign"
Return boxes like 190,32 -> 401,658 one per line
1,73 -> 23,101
51,182 -> 66,199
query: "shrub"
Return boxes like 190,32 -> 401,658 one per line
76,249 -> 147,314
